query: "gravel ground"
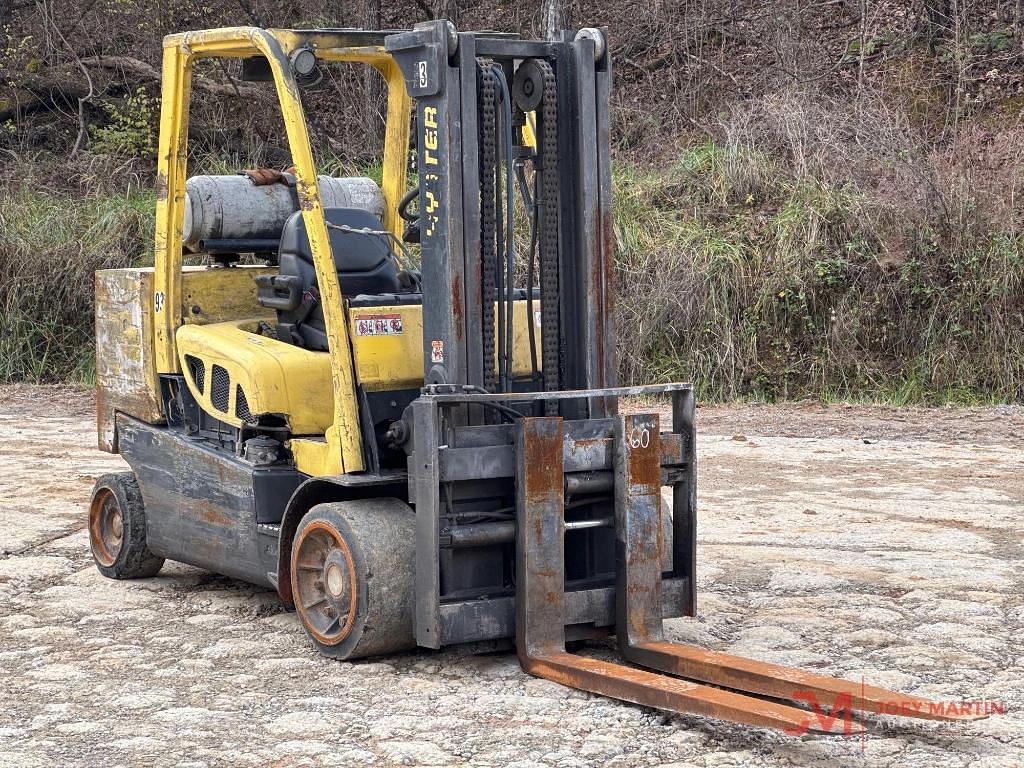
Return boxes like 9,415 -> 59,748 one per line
0,385 -> 1021,767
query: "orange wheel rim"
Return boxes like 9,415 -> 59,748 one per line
292,520 -> 359,646
89,488 -> 123,567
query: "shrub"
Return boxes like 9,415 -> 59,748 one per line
613,91 -> 1024,403
90,87 -> 157,158
0,180 -> 154,382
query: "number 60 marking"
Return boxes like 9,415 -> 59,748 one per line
629,427 -> 651,448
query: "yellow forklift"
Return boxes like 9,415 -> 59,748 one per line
90,21 -> 982,733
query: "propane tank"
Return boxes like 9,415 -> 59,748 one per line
181,174 -> 385,249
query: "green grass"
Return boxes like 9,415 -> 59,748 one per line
0,184 -> 155,383
1,141 -> 1022,404
613,142 -> 1024,404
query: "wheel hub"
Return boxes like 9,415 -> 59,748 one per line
110,510 -> 123,540
324,555 -> 349,601
293,521 -> 358,646
89,488 -> 124,567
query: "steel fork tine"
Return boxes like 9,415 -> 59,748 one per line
612,413 -> 986,723
514,416 -> 867,734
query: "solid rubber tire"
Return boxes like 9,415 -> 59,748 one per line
291,497 -> 416,660
88,471 -> 164,579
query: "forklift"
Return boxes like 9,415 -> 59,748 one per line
91,21 -> 982,733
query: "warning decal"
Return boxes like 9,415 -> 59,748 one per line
355,314 -> 404,337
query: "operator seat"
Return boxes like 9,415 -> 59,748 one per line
256,207 -> 402,350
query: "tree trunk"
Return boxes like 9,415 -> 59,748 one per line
433,0 -> 458,26
1016,0 -> 1023,50
364,0 -> 384,156
0,2 -> 9,56
541,0 -> 567,40
324,0 -> 348,25
923,0 -> 950,51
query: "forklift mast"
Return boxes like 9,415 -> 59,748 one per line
387,22 -> 616,404
378,21 -> 700,658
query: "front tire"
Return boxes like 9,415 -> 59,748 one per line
89,472 -> 164,579
291,498 -> 415,660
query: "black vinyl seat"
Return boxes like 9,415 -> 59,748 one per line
256,208 -> 402,350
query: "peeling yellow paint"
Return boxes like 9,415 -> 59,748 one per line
176,319 -> 334,435
95,265 -> 274,451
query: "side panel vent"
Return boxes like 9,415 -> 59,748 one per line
211,364 -> 230,412
235,385 -> 257,424
184,354 -> 205,394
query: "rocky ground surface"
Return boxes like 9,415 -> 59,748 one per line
0,385 -> 1021,767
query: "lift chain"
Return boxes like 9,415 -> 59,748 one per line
535,59 -> 560,414
477,60 -> 498,392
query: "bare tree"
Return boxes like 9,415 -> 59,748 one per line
324,0 -> 348,25
922,0 -> 951,51
0,1 -> 9,54
1016,0 -> 1024,50
236,0 -> 266,26
433,0 -> 459,26
364,0 -> 384,155
541,0 -> 567,40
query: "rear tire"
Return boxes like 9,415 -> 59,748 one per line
291,498 -> 415,660
89,472 -> 164,579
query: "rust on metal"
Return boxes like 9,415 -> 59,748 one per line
196,499 -> 233,528
567,436 -> 604,454
599,205 -> 616,404
583,200 -> 616,410
514,413 -> 865,734
626,641 -> 988,722
510,411 -> 979,734
89,487 -> 123,567
242,168 -> 287,186
515,417 -> 567,658
291,519 -> 359,646
615,413 -> 663,646
589,218 -> 606,386
525,652 -> 864,735
451,274 -> 463,340
522,426 -> 562,507
612,412 -> 989,726
658,433 -> 683,465
599,206 -> 615,316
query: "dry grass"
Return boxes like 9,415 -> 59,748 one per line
0,165 -> 154,383
1,92 -> 1022,403
614,90 -> 1024,403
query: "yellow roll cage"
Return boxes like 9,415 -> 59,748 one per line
152,27 -> 413,474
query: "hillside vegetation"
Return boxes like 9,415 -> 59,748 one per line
2,1 -> 1023,402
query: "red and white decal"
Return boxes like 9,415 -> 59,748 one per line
355,313 -> 404,337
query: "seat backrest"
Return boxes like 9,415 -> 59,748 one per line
278,208 -> 401,296
259,209 -> 403,350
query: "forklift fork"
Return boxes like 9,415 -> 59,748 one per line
515,415 -> 985,734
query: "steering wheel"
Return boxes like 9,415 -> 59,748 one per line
397,187 -> 421,244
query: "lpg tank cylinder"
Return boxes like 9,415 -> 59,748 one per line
181,174 -> 385,249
